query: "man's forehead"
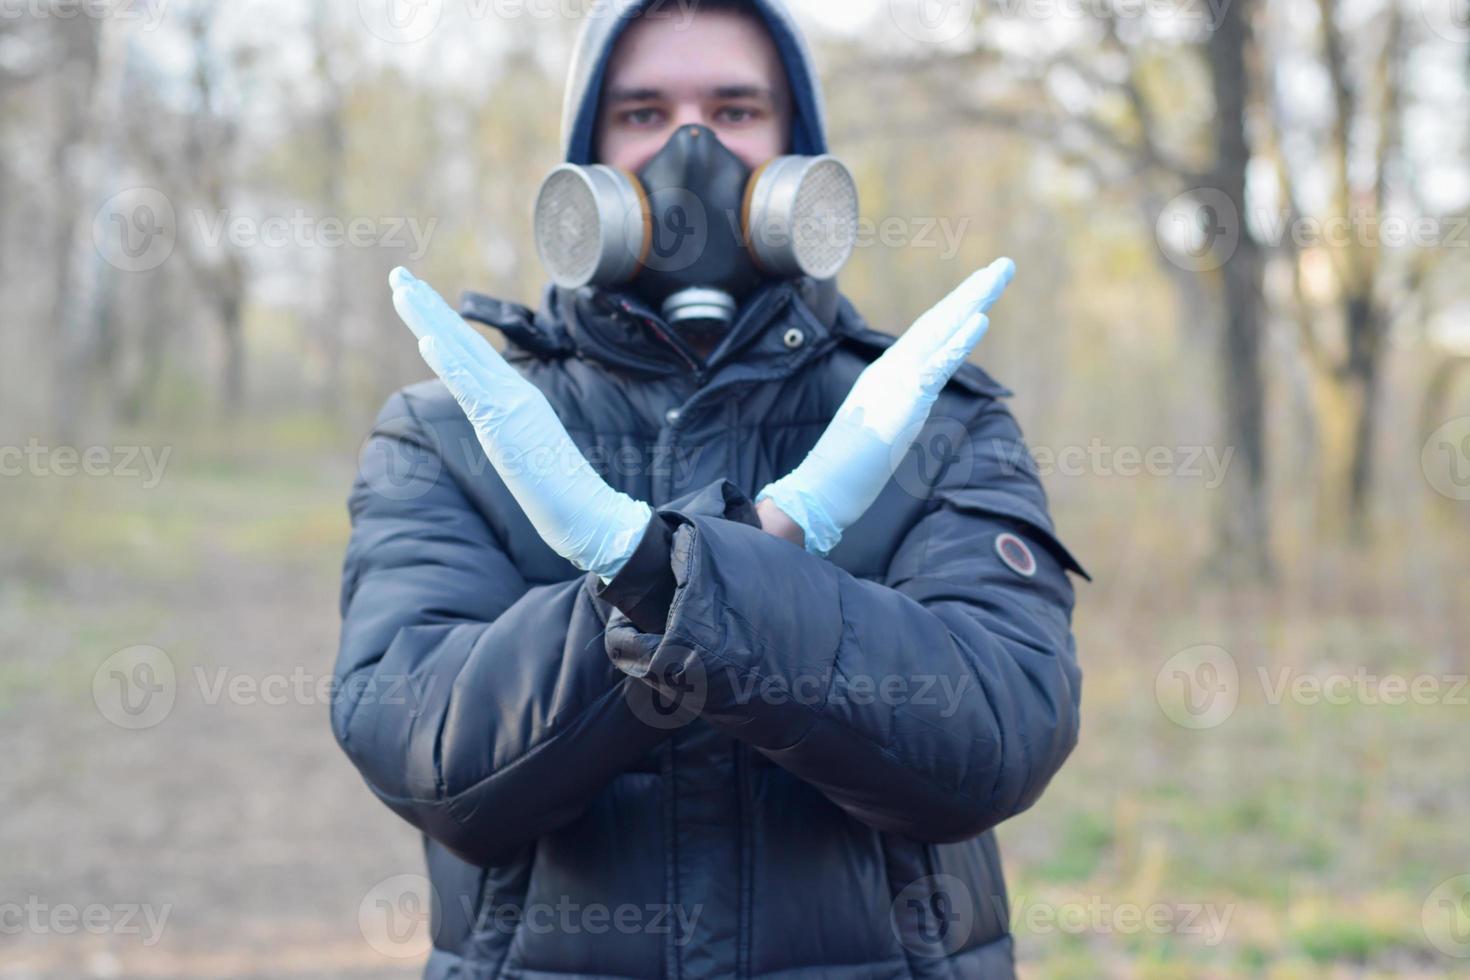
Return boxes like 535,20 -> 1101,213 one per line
602,12 -> 787,101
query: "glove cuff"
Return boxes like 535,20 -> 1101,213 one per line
590,500 -> 655,584
593,479 -> 761,632
753,480 -> 843,558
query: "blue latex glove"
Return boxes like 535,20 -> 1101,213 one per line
754,257 -> 1016,557
389,268 -> 654,585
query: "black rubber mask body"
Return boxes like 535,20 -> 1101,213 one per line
631,125 -> 765,333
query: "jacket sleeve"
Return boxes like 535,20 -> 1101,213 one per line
601,395 -> 1088,843
331,388 -> 671,866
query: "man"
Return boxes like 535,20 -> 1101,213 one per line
332,1 -> 1088,977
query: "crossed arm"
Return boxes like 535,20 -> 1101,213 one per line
333,261 -> 1084,862
386,258 -> 1015,574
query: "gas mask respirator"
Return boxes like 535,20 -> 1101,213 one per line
533,125 -> 859,333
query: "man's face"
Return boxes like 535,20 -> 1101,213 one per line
595,10 -> 792,173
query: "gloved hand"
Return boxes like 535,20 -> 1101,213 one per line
388,268 -> 654,585
754,257 -> 1016,557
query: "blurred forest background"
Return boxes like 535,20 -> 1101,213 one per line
2,0 -> 1469,977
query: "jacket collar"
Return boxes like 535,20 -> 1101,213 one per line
458,278 -> 1013,399
461,278 -> 839,380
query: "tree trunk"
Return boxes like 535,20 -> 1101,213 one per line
220,301 -> 244,414
49,15 -> 121,439
1345,295 -> 1382,532
1206,0 -> 1272,578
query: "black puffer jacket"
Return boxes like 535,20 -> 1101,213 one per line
333,3 -> 1087,977
335,275 -> 1087,978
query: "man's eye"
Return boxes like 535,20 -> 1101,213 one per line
717,106 -> 759,124
622,107 -> 664,127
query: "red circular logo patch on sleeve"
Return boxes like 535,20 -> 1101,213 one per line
995,532 -> 1037,578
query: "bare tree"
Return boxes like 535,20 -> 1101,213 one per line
126,2 -> 252,414
1261,0 -> 1458,535
43,7 -> 105,438
1206,0 -> 1269,575
848,1 -> 1272,575
185,7 -> 248,411
310,0 -> 350,417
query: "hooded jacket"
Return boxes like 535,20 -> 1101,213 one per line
333,2 -> 1088,977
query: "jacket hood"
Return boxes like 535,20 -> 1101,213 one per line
559,0 -> 829,165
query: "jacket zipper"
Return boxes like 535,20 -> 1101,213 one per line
614,298 -> 703,375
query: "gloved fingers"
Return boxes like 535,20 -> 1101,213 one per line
416,333 -> 448,378
416,334 -> 465,390
424,335 -> 549,441
395,269 -> 653,580
965,256 -> 1016,314
423,329 -> 616,501
901,257 -> 1014,357
390,267 -> 462,346
920,311 -> 991,384
391,268 -> 484,365
417,335 -> 488,418
390,267 -> 518,386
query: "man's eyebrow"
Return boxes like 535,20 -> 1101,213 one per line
604,84 -> 777,103
711,84 -> 775,102
606,87 -> 665,103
